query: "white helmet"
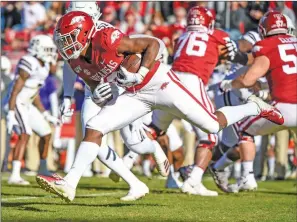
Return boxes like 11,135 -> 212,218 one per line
28,34 -> 58,65
283,14 -> 296,36
1,56 -> 12,76
66,2 -> 101,25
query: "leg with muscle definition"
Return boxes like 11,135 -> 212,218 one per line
36,94 -> 151,202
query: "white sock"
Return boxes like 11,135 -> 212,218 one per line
214,153 -> 234,170
97,146 -> 140,187
187,166 -> 204,186
39,159 -> 48,173
233,161 -> 241,179
64,142 -> 101,188
11,160 -> 21,179
218,102 -> 259,127
268,157 -> 275,177
242,161 -> 253,177
142,159 -> 152,177
82,164 -> 93,176
173,171 -> 180,180
64,139 -> 75,173
123,151 -> 139,169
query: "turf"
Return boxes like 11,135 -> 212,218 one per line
1,173 -> 296,222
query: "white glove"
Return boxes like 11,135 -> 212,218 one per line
219,80 -> 233,92
224,38 -> 238,61
43,111 -> 62,126
6,110 -> 19,134
92,83 -> 113,106
60,97 -> 74,123
116,66 -> 143,88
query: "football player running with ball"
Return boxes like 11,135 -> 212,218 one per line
37,10 -> 284,203
59,2 -> 170,183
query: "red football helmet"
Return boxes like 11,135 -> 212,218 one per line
54,11 -> 96,60
187,6 -> 214,33
258,11 -> 288,39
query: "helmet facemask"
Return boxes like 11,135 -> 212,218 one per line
55,28 -> 86,60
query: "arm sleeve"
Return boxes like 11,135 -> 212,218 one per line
252,41 -> 268,58
49,92 -> 59,118
98,28 -> 125,50
62,62 -> 77,98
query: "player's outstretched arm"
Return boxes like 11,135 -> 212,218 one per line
220,55 -> 270,92
231,55 -> 270,89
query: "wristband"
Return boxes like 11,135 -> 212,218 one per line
137,66 -> 149,80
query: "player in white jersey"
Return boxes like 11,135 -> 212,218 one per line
6,34 -> 60,185
59,2 -> 169,197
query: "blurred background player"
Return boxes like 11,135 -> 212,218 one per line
5,34 -> 60,185
211,13 -> 296,193
220,11 -> 297,192
148,6 -> 233,196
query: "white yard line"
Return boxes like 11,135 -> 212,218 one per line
1,192 -> 124,202
2,196 -> 40,201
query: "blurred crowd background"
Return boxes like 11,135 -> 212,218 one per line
1,1 -> 296,180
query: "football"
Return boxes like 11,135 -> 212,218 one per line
121,54 -> 142,73
218,44 -> 229,59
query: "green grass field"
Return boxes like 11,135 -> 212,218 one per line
1,173 -> 296,222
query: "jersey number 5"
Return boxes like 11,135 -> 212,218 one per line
278,43 -> 297,75
174,33 -> 209,59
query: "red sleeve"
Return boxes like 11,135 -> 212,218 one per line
252,40 -> 270,58
213,29 -> 230,45
93,27 -> 125,51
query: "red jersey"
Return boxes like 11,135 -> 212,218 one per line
252,35 -> 297,103
69,27 -> 125,85
172,29 -> 230,85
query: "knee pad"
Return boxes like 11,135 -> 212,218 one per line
239,131 -> 255,143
